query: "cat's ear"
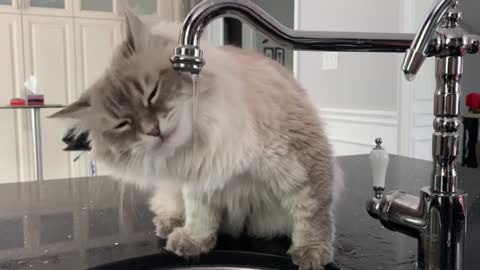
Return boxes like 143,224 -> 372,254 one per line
49,95 -> 91,119
123,8 -> 149,52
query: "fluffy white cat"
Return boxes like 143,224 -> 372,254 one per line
51,11 -> 343,270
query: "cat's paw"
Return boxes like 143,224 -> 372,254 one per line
288,243 -> 333,270
152,216 -> 182,239
166,227 -> 216,257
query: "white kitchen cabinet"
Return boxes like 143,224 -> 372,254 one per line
73,0 -> 182,20
0,14 -> 29,183
74,0 -> 117,19
0,0 -> 21,14
0,0 -> 201,181
121,0 -> 158,15
74,18 -> 122,91
22,15 -> 77,180
74,17 -> 123,176
22,0 -> 73,16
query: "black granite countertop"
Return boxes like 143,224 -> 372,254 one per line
0,155 -> 479,270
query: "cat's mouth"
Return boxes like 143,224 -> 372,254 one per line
159,127 -> 176,144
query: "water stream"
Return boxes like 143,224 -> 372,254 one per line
192,74 -> 199,158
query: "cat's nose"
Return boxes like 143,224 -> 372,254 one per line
145,124 -> 162,137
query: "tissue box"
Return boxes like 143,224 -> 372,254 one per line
27,94 -> 44,105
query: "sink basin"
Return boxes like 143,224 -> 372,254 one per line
88,250 -> 342,270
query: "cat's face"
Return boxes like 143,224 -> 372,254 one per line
51,11 -> 194,162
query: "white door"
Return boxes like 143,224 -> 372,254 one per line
22,15 -> 77,180
0,0 -> 21,13
74,17 -> 122,176
0,14 -> 29,183
22,0 -> 73,16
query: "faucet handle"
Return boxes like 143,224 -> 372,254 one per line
369,138 -> 389,198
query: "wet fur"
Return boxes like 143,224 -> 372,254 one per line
51,11 -> 343,270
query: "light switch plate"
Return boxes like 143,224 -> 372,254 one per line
322,52 -> 339,70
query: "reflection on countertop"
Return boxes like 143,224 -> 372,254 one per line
0,155 -> 479,270
0,176 -> 158,269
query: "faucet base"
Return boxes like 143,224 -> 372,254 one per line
416,187 -> 467,270
366,187 -> 467,270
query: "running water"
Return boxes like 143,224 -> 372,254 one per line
191,74 -> 199,158
192,74 -> 199,122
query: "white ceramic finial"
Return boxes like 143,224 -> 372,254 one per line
369,138 -> 389,189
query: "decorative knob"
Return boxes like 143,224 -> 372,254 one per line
374,138 -> 383,149
369,138 -> 389,198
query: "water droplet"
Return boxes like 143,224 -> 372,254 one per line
67,235 -> 72,238
43,260 -> 49,264
114,242 -> 119,246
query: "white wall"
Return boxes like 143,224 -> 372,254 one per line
295,0 -> 435,158
460,0 -> 480,114
295,0 -> 404,156
296,0 -> 402,112
398,0 -> 436,160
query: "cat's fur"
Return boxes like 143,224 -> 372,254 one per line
51,11 -> 342,270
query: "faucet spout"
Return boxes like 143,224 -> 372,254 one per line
171,0 -> 415,74
401,0 -> 457,80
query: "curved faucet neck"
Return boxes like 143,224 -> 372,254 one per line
172,0 -> 416,74
401,0 -> 457,80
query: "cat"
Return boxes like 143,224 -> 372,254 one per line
51,10 -> 343,270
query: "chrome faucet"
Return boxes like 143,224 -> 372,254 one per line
171,0 -> 479,269
170,0 -> 415,74
367,1 -> 478,270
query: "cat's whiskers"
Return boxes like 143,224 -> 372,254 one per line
126,146 -> 144,170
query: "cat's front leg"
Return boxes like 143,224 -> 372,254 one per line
149,182 -> 184,239
166,185 -> 221,257
283,187 -> 334,270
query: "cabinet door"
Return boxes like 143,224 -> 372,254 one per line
158,0 -> 182,21
0,14 -> 29,183
22,15 -> 76,180
74,0 -> 116,19
74,18 -> 122,176
74,0 -> 162,19
118,0 -> 158,16
0,0 -> 21,13
22,0 -> 73,16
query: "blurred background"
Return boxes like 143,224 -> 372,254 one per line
0,0 -> 479,183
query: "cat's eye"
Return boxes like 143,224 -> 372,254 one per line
161,108 -> 174,118
114,120 -> 130,130
148,81 -> 160,106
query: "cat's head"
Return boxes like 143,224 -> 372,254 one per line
51,11 -> 197,163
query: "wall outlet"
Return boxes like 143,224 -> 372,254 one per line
322,52 -> 339,70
